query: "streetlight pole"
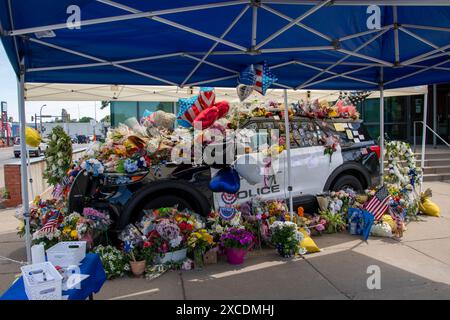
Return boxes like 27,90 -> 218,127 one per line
39,104 -> 47,133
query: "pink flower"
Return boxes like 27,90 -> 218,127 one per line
316,224 -> 325,232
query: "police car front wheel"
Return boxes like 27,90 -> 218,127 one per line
332,175 -> 364,193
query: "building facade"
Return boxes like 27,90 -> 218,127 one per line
110,101 -> 176,127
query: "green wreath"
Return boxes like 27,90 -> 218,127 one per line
43,126 -> 73,186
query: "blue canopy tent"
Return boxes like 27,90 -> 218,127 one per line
1,0 -> 450,262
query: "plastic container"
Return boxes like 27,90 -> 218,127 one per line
21,262 -> 63,300
46,241 -> 86,267
155,248 -> 187,264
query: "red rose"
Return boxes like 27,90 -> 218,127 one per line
143,241 -> 151,248
160,242 -> 169,253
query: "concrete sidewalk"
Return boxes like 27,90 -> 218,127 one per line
1,182 -> 450,299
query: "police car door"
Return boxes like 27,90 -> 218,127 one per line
213,120 -> 286,210
289,119 -> 343,196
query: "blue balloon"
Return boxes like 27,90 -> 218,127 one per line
209,167 -> 241,194
238,64 -> 256,86
142,109 -> 153,118
177,95 -> 199,127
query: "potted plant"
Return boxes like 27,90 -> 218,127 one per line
270,221 -> 303,258
187,229 -> 214,270
219,228 -> 254,265
124,242 -> 146,277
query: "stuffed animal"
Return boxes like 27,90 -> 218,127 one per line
142,110 -> 176,129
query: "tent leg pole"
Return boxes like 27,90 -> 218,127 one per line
379,82 -> 384,186
283,89 -> 293,218
433,84 -> 437,148
421,92 -> 428,193
18,64 -> 31,264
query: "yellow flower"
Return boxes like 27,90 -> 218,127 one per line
63,227 -> 71,234
70,230 -> 78,239
33,196 -> 41,205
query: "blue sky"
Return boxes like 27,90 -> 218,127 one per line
0,43 -> 109,123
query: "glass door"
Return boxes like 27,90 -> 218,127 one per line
437,85 -> 450,143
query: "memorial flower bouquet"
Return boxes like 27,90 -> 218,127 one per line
82,207 -> 112,233
187,229 -> 214,268
93,245 -> 130,279
270,221 -> 304,257
155,219 -> 184,251
318,209 -> 347,234
60,212 -> 84,241
220,227 -> 254,265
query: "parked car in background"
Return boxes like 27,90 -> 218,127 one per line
76,135 -> 89,144
13,138 -> 48,158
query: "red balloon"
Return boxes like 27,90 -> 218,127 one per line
194,106 -> 219,130
214,101 -> 230,119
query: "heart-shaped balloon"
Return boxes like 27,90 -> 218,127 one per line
209,167 -> 241,194
214,101 -> 230,119
234,154 -> 262,185
198,87 -> 216,109
194,106 -> 219,130
237,84 -> 254,102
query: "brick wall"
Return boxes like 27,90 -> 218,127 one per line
2,148 -> 87,208
4,164 -> 22,207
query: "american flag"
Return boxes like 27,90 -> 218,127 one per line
338,91 -> 372,105
365,186 -> 391,221
38,212 -> 61,233
254,64 -> 264,94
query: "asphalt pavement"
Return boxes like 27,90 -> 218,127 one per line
0,181 -> 449,300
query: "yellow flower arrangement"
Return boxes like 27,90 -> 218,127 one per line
187,229 -> 214,250
70,230 -> 78,239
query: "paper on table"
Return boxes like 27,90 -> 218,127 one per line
359,135 -> 365,140
346,129 -> 353,139
353,130 -> 359,135
63,274 -> 90,290
333,123 -> 345,132
354,138 -> 361,143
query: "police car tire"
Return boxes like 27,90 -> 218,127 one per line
332,175 -> 363,192
135,195 -> 193,221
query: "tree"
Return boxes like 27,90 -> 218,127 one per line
79,116 -> 94,123
101,115 -> 111,123
101,101 -> 110,110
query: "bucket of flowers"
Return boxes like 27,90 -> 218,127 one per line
151,218 -> 187,264
219,228 -> 255,265
270,221 -> 304,258
187,229 -> 214,269
124,241 -> 146,277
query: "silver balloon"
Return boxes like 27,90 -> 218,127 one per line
236,84 -> 254,102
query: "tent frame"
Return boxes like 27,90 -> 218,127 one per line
6,0 -> 447,262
